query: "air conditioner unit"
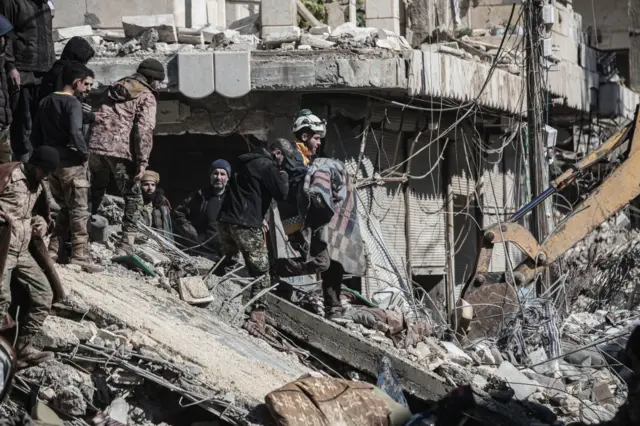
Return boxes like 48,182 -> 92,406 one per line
542,38 -> 553,57
543,125 -> 558,148
542,5 -> 555,26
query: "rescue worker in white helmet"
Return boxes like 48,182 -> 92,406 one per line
291,109 -> 326,165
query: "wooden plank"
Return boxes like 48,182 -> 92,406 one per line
265,294 -> 452,401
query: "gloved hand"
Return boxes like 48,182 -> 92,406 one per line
31,215 -> 48,238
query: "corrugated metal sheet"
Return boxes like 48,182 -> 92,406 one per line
408,136 -> 446,275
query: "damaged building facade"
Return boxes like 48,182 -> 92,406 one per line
49,0 -> 634,317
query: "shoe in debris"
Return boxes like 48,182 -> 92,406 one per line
244,307 -> 267,337
16,338 -> 54,369
325,307 -> 352,325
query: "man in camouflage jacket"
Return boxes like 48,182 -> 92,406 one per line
88,59 -> 164,254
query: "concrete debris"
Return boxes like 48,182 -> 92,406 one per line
439,341 -> 473,366
300,33 -> 335,49
138,28 -> 159,50
262,25 -> 302,46
496,361 -> 539,401
122,14 -> 178,44
54,25 -> 93,41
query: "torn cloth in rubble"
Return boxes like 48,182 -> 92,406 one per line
299,158 -> 365,276
498,298 -> 560,363
345,307 -> 430,348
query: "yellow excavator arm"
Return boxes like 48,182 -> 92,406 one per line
460,107 -> 639,340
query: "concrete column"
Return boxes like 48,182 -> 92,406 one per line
173,0 -> 186,28
187,0 -> 209,27
207,0 -> 226,27
261,0 -> 300,44
366,0 -> 400,33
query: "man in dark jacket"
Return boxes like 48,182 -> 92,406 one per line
40,36 -> 95,102
140,170 -> 173,241
0,15 -> 14,164
31,63 -> 102,273
218,145 -> 289,334
173,159 -> 231,258
0,0 -> 55,162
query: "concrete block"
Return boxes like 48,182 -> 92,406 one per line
300,33 -> 335,49
54,25 -> 93,41
214,51 -> 251,98
122,14 -> 177,44
261,0 -> 296,27
496,361 -> 538,401
366,0 -> 400,20
261,25 -> 301,45
178,52 -> 215,99
310,25 -> 331,35
366,17 -> 400,33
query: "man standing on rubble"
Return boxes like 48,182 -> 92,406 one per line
89,58 -> 164,255
0,15 -> 15,164
291,109 -> 326,165
31,63 -> 102,272
0,146 -> 59,367
173,159 -> 231,259
218,143 -> 289,335
140,170 -> 173,241
0,0 -> 55,162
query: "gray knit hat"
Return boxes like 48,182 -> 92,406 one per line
137,58 -> 165,81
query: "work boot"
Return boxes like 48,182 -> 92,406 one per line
47,235 -> 60,262
244,306 -> 267,337
15,337 -> 54,369
114,232 -> 136,257
325,306 -> 351,325
69,240 -> 104,273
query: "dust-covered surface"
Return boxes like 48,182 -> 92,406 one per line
55,264 -> 309,410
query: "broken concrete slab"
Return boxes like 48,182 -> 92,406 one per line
265,294 -> 451,401
591,380 -> 614,404
329,22 -> 377,43
57,268 -> 309,411
439,341 -> 473,366
33,316 -> 98,349
496,361 -> 538,401
107,397 -> 128,424
309,25 -> 331,35
54,25 -> 93,41
214,51 -> 251,98
262,25 -> 301,46
300,33 -> 335,49
523,370 -> 566,400
122,14 -> 177,44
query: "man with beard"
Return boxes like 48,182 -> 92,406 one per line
173,159 -> 231,259
140,170 -> 172,241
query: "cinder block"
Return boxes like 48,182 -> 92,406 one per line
214,51 -> 251,98
178,52 -> 215,99
261,0 -> 296,27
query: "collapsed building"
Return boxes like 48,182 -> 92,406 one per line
4,0 -> 640,424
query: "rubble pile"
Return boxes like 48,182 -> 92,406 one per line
53,17 -> 413,58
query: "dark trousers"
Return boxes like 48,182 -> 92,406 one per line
10,82 -> 42,162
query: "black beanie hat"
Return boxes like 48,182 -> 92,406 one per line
137,58 -> 165,82
29,146 -> 60,173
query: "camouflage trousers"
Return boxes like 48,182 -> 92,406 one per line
49,163 -> 91,246
0,251 -> 53,338
89,155 -> 143,234
0,126 -> 10,164
219,223 -> 271,307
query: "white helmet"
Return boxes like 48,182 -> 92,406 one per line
291,109 -> 327,138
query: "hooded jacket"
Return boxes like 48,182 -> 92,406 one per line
89,73 -> 157,166
0,0 -> 54,74
39,37 -> 95,102
219,148 -> 289,229
173,186 -> 225,255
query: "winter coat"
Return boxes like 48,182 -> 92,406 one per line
173,187 -> 224,252
39,36 -> 95,102
141,190 -> 173,241
89,73 -> 157,166
219,148 -> 289,229
0,0 -> 54,74
0,43 -> 12,128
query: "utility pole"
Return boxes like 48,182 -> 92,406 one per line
525,1 -> 551,291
